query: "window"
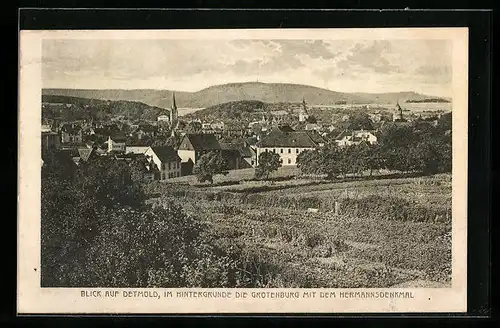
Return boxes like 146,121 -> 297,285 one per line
296,148 -> 299,153
288,148 -> 291,153
280,148 -> 283,154
274,149 -> 276,153
288,159 -> 291,164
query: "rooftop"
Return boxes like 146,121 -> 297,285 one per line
256,130 -> 322,148
150,145 -> 181,163
181,133 -> 221,150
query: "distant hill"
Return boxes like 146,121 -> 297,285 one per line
405,98 -> 451,103
353,91 -> 452,104
42,89 -> 191,110
187,100 -> 267,120
42,94 -> 166,122
43,82 -> 450,109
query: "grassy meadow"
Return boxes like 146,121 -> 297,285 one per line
144,168 -> 452,288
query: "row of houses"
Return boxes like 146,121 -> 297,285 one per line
43,121 -> 380,182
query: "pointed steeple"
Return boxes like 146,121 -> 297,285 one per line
170,92 -> 178,129
396,100 -> 403,117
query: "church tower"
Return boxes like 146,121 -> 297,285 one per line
170,92 -> 178,131
393,101 -> 404,122
299,97 -> 309,122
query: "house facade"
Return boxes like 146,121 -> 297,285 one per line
60,123 -> 83,144
107,135 -> 127,153
144,146 -> 182,180
157,114 -> 170,123
255,128 -> 325,166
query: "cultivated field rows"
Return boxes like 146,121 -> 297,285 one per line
145,173 -> 452,288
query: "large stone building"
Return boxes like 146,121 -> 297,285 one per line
255,127 -> 325,166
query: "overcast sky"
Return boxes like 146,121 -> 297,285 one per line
42,39 -> 452,97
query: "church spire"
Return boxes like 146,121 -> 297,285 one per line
170,92 -> 178,133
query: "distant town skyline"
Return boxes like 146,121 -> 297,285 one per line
42,39 -> 453,97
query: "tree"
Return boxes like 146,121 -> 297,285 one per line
379,124 -> 416,149
77,157 -> 146,209
437,113 -> 452,132
41,154 -> 241,288
347,112 -> 374,130
305,115 -> 318,124
297,149 -> 323,175
151,133 -> 180,148
185,121 -> 202,134
128,154 -> 158,183
296,142 -> 345,179
83,203 -> 216,287
255,151 -> 282,180
344,143 -> 369,177
193,151 -> 229,184
365,144 -> 386,176
319,143 -> 347,179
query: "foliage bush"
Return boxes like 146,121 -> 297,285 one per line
41,154 -> 292,288
255,151 -> 282,180
297,120 -> 452,178
193,151 -> 229,184
337,195 -> 451,224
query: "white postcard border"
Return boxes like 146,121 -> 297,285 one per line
18,27 -> 468,314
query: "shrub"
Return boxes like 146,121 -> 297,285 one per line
336,195 -> 451,224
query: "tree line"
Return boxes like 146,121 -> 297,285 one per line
297,116 -> 452,178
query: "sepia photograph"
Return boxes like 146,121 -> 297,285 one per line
18,28 -> 468,313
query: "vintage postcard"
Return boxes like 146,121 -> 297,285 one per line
18,28 -> 468,314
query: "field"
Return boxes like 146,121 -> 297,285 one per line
144,169 -> 452,288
